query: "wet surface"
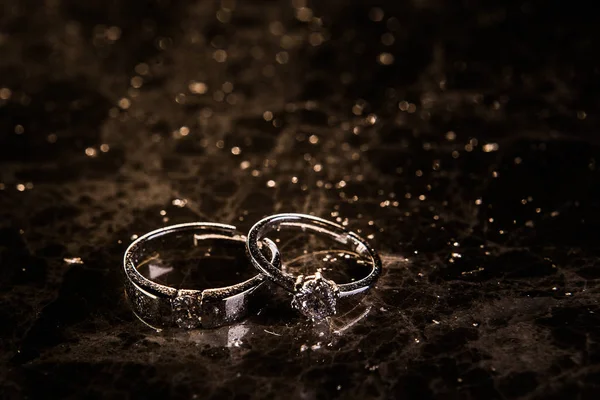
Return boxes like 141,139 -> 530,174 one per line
1,0 -> 599,398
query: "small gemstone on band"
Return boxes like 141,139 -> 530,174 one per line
291,273 -> 339,321
171,292 -> 202,329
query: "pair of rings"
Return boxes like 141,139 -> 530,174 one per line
123,213 -> 382,329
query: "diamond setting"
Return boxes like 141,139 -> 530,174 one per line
291,272 -> 339,321
171,291 -> 202,329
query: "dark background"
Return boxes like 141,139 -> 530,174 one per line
1,0 -> 599,398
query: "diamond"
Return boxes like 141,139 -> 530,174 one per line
291,272 -> 339,321
171,292 -> 202,329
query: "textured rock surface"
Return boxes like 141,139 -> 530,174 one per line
1,0 -> 599,398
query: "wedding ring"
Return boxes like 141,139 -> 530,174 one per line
246,213 -> 381,321
124,222 -> 280,329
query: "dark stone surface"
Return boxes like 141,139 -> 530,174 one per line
1,0 -> 599,398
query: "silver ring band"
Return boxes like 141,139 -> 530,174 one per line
246,213 -> 381,320
123,222 -> 280,329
